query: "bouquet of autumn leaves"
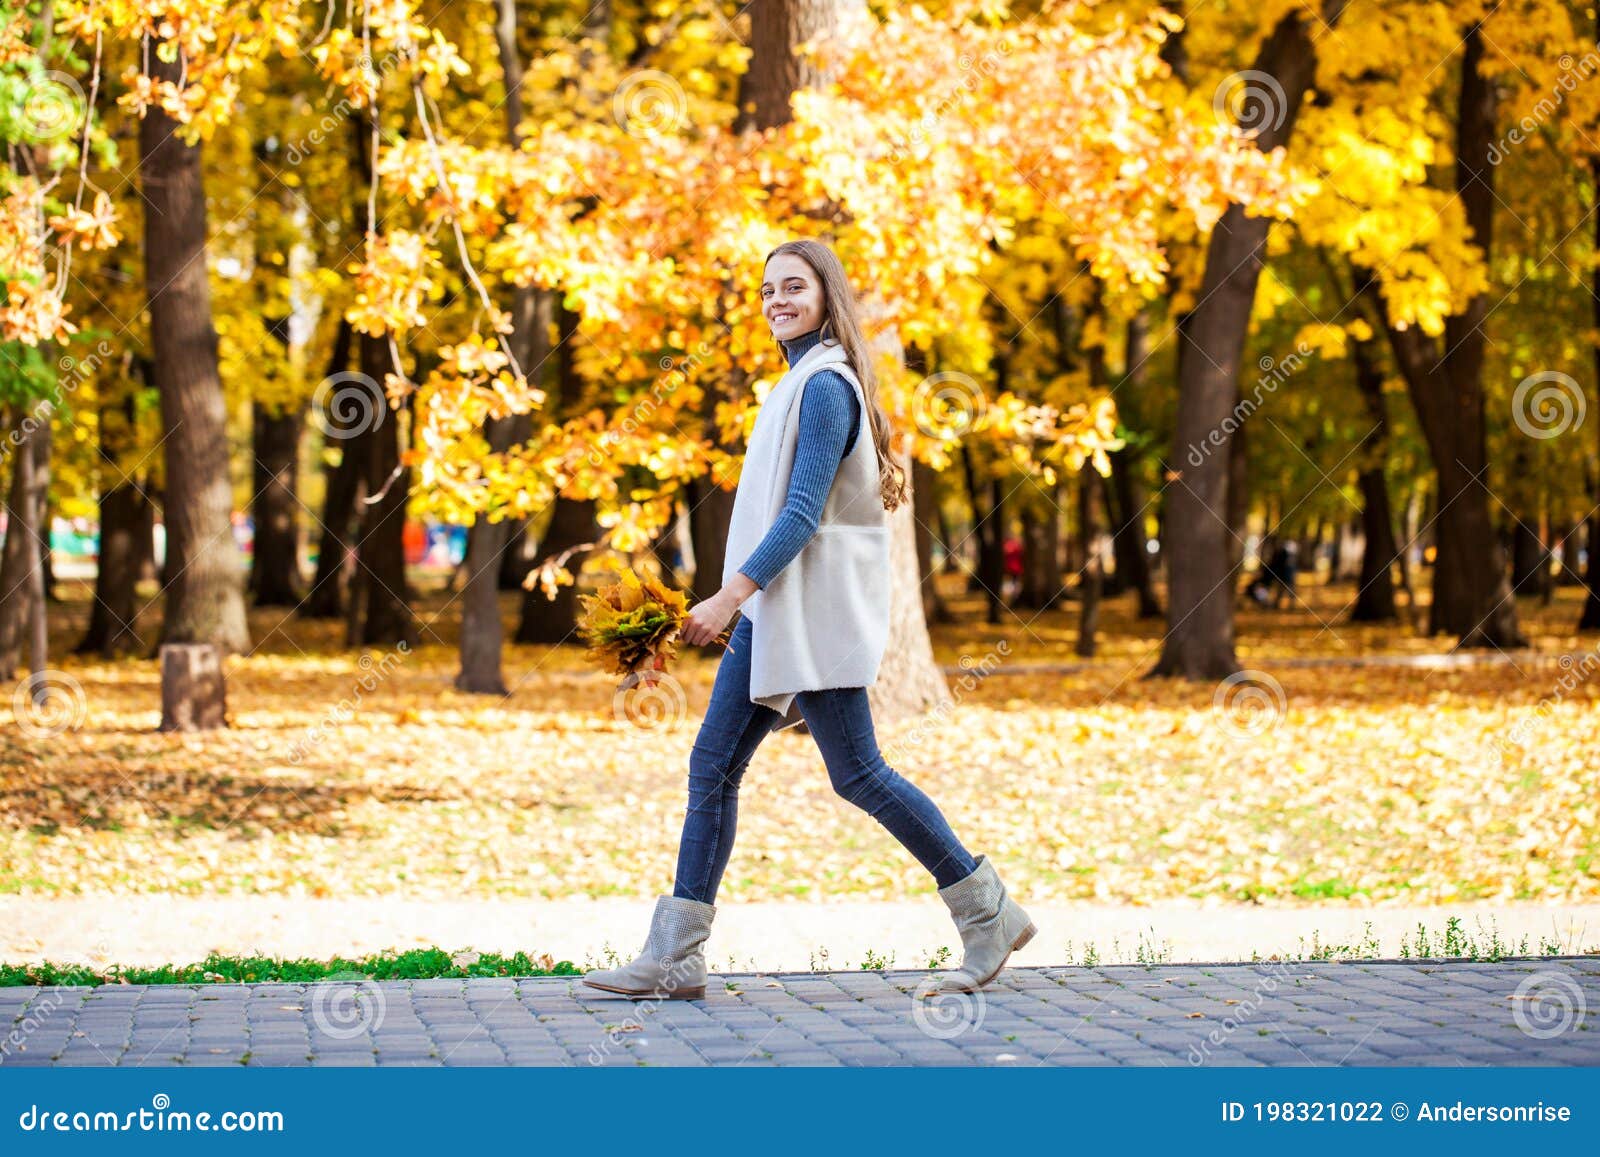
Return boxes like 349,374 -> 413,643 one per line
575,565 -> 732,685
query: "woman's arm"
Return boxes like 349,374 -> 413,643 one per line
731,370 -> 862,592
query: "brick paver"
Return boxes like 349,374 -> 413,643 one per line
2,958 -> 1595,1067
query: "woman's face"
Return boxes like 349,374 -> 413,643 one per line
762,254 -> 824,342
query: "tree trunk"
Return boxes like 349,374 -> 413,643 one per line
1510,514 -> 1548,598
1017,490 -> 1064,610
1226,386 -> 1250,581
1108,448 -> 1162,618
159,643 -> 227,731
22,417 -> 51,694
1370,23 -> 1524,647
912,455 -> 954,624
348,332 -> 419,648
935,488 -> 959,573
966,303 -> 1010,618
866,445 -> 954,725
303,319 -> 361,619
1298,518 -> 1323,586
1353,477 -> 1401,622
1076,465 -> 1103,657
457,340 -> 533,689
0,408 -> 50,677
457,286 -> 539,690
515,497 -> 599,643
965,471 -> 1007,622
1152,6 -> 1344,677
78,481 -> 148,656
1580,158 -> 1600,629
1550,519 -> 1580,585
457,516 -> 511,692
1076,292 -> 1109,653
248,234 -> 303,609
738,0 -> 854,133
515,295 -> 599,644
686,471 -> 738,605
249,401 -> 305,606
458,2 -> 542,694
1583,503 -> 1600,628
1109,314 -> 1161,617
140,46 -> 250,654
40,497 -> 57,603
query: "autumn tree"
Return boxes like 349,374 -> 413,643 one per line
1151,0 -> 1351,680
135,34 -> 251,653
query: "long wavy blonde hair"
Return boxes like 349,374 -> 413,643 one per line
764,238 -> 909,512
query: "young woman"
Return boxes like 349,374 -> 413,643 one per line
582,239 -> 1035,1001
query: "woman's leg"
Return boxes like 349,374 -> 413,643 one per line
671,615 -> 782,903
795,687 -> 978,887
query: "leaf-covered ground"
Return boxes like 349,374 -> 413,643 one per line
4,576 -> 1596,906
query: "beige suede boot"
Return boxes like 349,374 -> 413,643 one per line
927,854 -> 1036,994
582,895 -> 714,999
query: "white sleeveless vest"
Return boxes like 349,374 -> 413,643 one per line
721,338 -> 893,730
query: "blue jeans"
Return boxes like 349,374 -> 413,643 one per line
672,613 -> 978,903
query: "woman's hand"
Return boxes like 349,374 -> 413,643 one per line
680,590 -> 739,647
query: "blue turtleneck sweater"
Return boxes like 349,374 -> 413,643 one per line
734,327 -> 863,591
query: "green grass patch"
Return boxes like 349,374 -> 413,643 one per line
0,947 -> 581,988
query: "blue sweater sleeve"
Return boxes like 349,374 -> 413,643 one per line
735,371 -> 862,590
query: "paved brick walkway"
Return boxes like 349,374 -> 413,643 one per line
3,959 -> 1596,1067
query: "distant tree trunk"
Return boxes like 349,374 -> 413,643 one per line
1510,515 -> 1548,598
1583,504 -> 1600,628
960,447 -> 1006,622
23,416 -> 51,687
1017,492 -> 1064,610
515,497 -> 599,643
1076,294 -> 1109,654
248,179 -> 305,608
40,498 -> 56,603
1327,519 -> 1346,581
79,482 -> 148,657
1549,519 -> 1581,585
1225,388 -> 1250,581
1348,326 -> 1399,622
903,346 -> 953,625
0,408 -> 50,676
249,399 -> 305,606
515,296 -> 600,643
868,442 -> 954,725
457,292 -> 541,690
302,320 -> 360,619
456,494 -> 512,693
348,332 -> 419,648
1581,159 -> 1600,630
686,471 -> 737,603
458,0 -> 542,694
1108,313 -> 1160,618
738,0 -> 857,132
497,516 -> 532,589
78,391 -> 149,657
1152,4 -> 1346,678
913,452 -> 955,624
140,46 -> 250,653
1298,519 -> 1323,586
1076,466 -> 1103,657
967,302 -> 1011,619
1108,449 -> 1162,618
935,492 -> 959,573
1369,23 -> 1524,647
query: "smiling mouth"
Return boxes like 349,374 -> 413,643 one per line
772,313 -> 797,323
